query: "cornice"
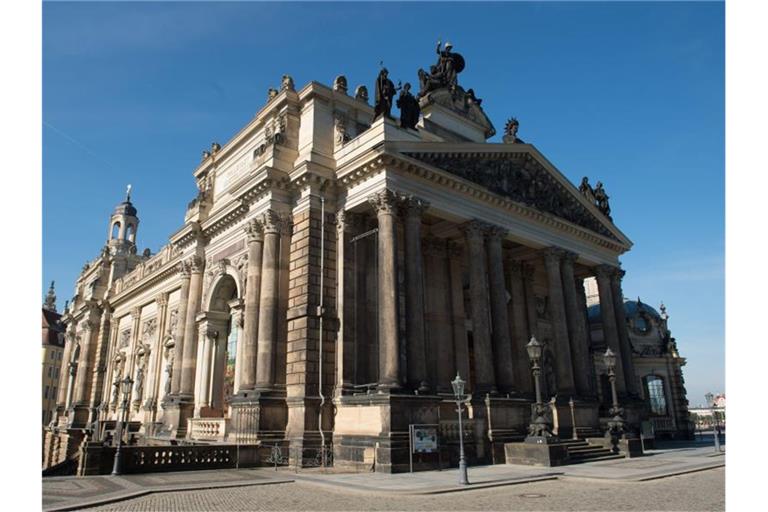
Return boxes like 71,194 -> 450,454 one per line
337,150 -> 629,255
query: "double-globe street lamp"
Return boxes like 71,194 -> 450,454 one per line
603,348 -> 626,452
525,337 -> 554,440
111,376 -> 134,476
450,373 -> 470,486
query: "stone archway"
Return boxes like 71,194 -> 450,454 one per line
195,273 -> 243,419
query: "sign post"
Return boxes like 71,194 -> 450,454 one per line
408,424 -> 439,473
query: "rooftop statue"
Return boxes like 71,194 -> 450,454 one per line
373,67 -> 396,120
418,40 -> 465,97
396,82 -> 420,130
579,177 -> 612,220
502,117 -> 523,144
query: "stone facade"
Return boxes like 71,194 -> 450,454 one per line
43,54 -> 690,473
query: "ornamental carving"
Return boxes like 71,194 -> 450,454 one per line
141,318 -> 157,342
404,152 -> 617,241
400,195 -> 430,218
368,189 -> 399,215
118,329 -> 131,349
333,111 -> 351,147
167,309 -> 179,337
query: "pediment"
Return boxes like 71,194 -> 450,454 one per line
400,149 -> 625,244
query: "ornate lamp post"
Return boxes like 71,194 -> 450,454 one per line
111,376 -> 134,476
603,348 -> 625,452
451,373 -> 469,486
705,393 -> 721,452
525,337 -> 553,440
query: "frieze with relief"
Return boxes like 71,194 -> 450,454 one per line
403,152 -> 617,241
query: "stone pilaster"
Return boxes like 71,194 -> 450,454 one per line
239,218 -> 264,391
447,241 -> 471,390
507,259 -> 533,394
255,210 -> 282,390
486,226 -> 515,393
335,210 -> 363,396
56,326 -> 77,411
463,220 -> 496,394
180,255 -> 205,396
369,190 -> 400,390
72,308 -> 101,407
574,277 -> 597,396
171,261 -> 191,395
144,294 -> 168,423
424,237 -> 455,393
542,247 -> 576,395
610,268 -> 639,396
87,303 -> 113,425
402,195 -> 430,393
594,265 -> 627,394
560,252 -> 592,396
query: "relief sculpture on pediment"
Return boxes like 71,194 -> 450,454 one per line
404,152 -> 617,240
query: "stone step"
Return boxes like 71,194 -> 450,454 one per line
568,453 -> 624,464
568,446 -> 613,455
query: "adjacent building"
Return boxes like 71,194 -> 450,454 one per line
43,44 -> 690,473
42,282 -> 66,426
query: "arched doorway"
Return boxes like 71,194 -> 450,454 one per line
196,273 -> 241,418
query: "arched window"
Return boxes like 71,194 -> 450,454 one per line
644,375 -> 668,416
125,223 -> 135,242
111,222 -> 121,240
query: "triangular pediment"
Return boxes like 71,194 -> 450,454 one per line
399,146 -> 627,245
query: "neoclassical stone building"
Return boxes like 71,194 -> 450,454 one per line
44,47 -> 689,472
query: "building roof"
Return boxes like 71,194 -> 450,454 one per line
587,298 -> 661,322
42,308 -> 65,348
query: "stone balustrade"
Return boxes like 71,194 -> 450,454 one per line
188,417 -> 228,442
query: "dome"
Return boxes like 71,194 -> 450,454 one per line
113,200 -> 137,217
587,298 -> 661,323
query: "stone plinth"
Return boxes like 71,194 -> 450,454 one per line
229,390 -> 287,444
159,395 -> 194,439
504,437 -> 569,467
332,393 -> 442,473
483,396 -> 529,463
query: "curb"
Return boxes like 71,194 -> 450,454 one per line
293,474 -> 561,496
44,478 -> 294,512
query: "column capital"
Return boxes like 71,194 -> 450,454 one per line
188,254 -> 205,274
244,218 -> 264,243
611,267 -> 626,282
446,239 -> 463,258
542,246 -> 566,266
507,258 -> 524,276
155,293 -> 169,307
336,210 -> 365,233
400,194 -> 430,219
368,189 -> 398,215
561,250 -> 579,265
521,262 -> 536,282
177,259 -> 192,278
260,209 -> 283,235
485,224 -> 508,242
423,235 -> 447,256
130,307 -> 141,320
462,219 -> 491,239
594,264 -> 617,280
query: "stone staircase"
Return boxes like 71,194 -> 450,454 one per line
559,439 -> 624,464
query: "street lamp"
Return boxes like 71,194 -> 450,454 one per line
525,337 -> 553,440
451,373 -> 469,486
705,393 -> 721,452
111,376 -> 134,476
603,348 -> 625,452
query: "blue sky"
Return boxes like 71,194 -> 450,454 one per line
42,1 -> 724,405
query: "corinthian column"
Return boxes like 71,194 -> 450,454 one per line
522,263 -> 539,339
610,268 -> 639,396
464,220 -> 496,394
542,247 -> 576,395
560,252 -> 592,396
336,210 -> 362,395
171,261 -> 191,395
402,195 -> 429,392
507,259 -> 533,394
255,210 -> 282,390
424,237 -> 454,393
486,226 -> 515,393
180,255 -> 205,396
368,190 -> 400,390
239,218 -> 263,391
594,265 -> 627,394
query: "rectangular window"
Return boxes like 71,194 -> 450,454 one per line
53,386 -> 57,399
48,366 -> 52,378
44,386 -> 49,399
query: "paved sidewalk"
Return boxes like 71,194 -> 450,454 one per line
42,444 -> 724,511
43,469 -> 294,512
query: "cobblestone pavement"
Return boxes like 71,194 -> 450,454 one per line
91,466 -> 724,511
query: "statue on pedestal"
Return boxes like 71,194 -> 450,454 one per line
396,83 -> 420,130
374,68 -> 396,120
418,40 -> 466,97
